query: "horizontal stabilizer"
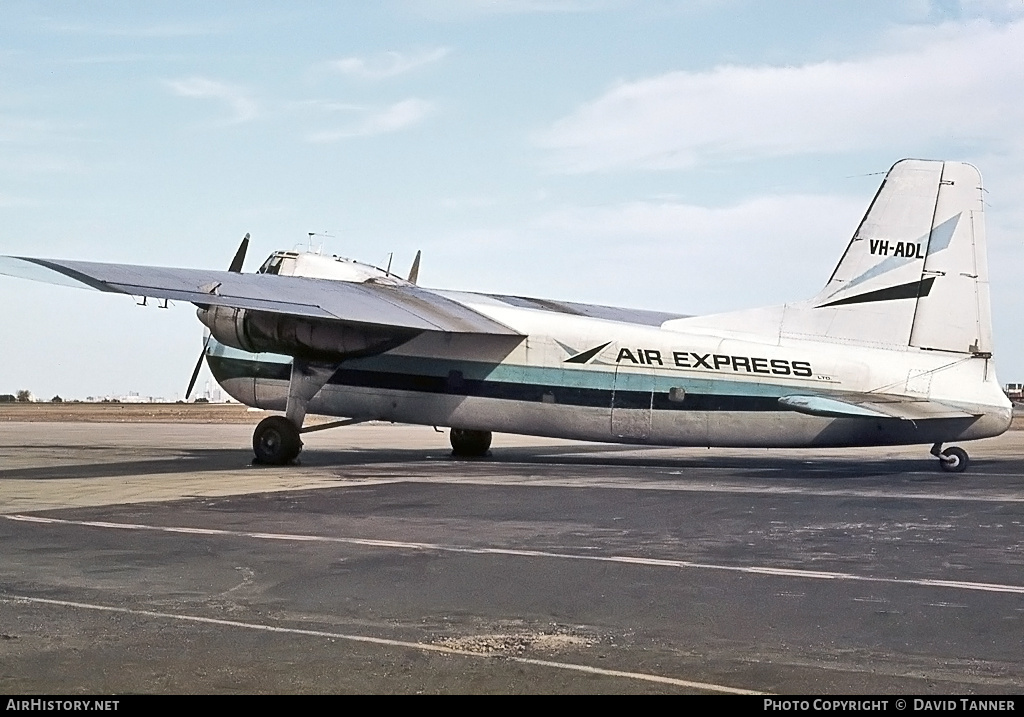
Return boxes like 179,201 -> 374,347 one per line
0,256 -> 521,336
779,394 -> 977,420
778,396 -> 890,419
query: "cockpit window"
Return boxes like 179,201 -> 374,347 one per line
258,256 -> 284,275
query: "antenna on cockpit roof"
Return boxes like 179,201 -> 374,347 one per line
307,231 -> 333,255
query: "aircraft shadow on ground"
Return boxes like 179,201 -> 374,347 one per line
306,443 -> 959,481
0,443 -> 973,482
0,448 -> 256,481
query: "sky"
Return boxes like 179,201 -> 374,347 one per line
1,0 -> 1023,400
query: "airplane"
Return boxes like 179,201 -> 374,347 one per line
0,159 -> 1011,473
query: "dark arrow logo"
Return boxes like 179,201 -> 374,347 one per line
564,341 -> 612,364
818,277 -> 935,308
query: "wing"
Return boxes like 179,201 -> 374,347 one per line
779,394 -> 977,420
0,257 -> 521,336
481,293 -> 690,326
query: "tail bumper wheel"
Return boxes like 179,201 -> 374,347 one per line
450,428 -> 492,457
253,416 -> 303,465
939,446 -> 969,473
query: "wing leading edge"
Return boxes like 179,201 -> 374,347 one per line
0,257 -> 521,336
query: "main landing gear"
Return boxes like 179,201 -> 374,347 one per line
931,443 -> 969,473
450,428 -> 492,457
252,413 -> 367,464
248,355 -> 496,464
253,416 -> 302,464
251,358 -> 342,465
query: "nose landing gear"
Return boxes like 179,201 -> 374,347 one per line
931,443 -> 969,473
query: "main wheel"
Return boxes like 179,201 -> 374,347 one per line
450,428 -> 492,457
939,446 -> 969,473
253,416 -> 302,465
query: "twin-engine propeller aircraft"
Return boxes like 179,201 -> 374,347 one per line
0,159 -> 1011,472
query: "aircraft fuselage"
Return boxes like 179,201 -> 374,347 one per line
206,293 -> 1011,449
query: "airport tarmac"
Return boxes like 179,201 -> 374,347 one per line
0,420 -> 1022,694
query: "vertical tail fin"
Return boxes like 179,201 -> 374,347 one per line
794,159 -> 990,353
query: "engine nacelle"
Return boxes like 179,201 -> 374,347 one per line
198,305 -> 418,361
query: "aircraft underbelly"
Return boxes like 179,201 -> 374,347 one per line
216,371 -> 1000,448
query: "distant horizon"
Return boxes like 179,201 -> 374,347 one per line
0,393 -> 237,404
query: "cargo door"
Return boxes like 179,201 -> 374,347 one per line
610,363 -> 654,441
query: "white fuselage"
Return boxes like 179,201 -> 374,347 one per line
205,253 -> 1011,449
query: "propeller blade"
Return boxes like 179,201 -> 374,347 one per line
407,250 -> 421,285
228,233 -> 250,273
185,334 -> 212,400
186,235 -> 248,400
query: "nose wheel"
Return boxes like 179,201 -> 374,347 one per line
932,443 -> 969,473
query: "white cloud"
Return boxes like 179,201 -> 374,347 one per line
327,48 -> 450,80
0,116 -> 77,145
440,195 -> 499,209
935,0 -> 1024,20
50,21 -> 224,37
287,100 -> 366,114
534,194 -> 863,296
306,99 -> 434,141
407,0 -> 619,16
536,19 -> 1024,172
0,154 -> 86,175
423,193 -> 865,311
68,53 -> 193,65
165,77 -> 259,124
464,0 -> 613,11
69,54 -> 156,64
0,191 -> 37,208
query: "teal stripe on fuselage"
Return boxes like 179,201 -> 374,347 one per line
342,352 -> 801,398
207,337 -> 808,400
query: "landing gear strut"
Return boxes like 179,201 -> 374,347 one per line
931,443 -> 969,473
450,428 -> 492,457
251,358 -> 341,465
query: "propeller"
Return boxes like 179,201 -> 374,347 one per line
228,233 -> 249,273
185,335 -> 212,401
185,233 -> 249,400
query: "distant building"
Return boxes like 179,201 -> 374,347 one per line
84,393 -> 166,403
1005,383 -> 1023,402
201,380 -> 232,403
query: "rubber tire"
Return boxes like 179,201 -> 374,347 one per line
450,428 -> 492,457
939,446 -> 969,473
253,416 -> 302,465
